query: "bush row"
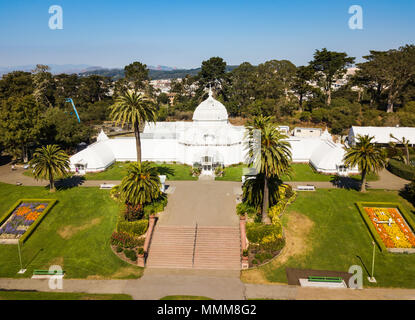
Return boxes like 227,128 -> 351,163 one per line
111,231 -> 144,248
246,223 -> 285,252
117,219 -> 148,237
387,159 -> 415,180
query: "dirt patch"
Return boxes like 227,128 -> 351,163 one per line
86,266 -> 143,280
57,218 -> 102,240
111,266 -> 143,279
241,211 -> 314,284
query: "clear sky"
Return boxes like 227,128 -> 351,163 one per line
0,0 -> 413,68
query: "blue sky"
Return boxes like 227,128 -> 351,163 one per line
0,0 -> 413,68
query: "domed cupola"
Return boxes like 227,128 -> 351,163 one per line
192,87 -> 228,123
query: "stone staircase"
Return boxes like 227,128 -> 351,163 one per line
146,225 -> 241,270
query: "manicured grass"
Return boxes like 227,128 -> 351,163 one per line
0,183 -> 143,279
0,290 -> 132,300
215,164 -> 246,181
216,163 -> 378,182
243,189 -> 415,288
84,162 -> 197,181
160,295 -> 213,300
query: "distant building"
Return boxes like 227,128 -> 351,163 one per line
293,127 -> 322,138
348,126 -> 415,146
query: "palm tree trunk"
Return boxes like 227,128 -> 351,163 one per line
134,122 -> 142,164
262,176 -> 271,224
360,168 -> 367,192
49,171 -> 55,192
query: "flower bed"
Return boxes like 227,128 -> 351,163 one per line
0,199 -> 57,244
364,207 -> 415,249
356,202 -> 415,252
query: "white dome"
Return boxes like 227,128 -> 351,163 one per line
192,90 -> 228,122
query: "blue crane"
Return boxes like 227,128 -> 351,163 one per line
65,98 -> 81,123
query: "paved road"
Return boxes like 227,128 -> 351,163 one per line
0,271 -> 414,300
0,163 -> 409,191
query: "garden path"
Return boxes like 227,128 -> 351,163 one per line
0,276 -> 414,300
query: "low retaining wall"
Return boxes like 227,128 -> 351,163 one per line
140,215 -> 157,267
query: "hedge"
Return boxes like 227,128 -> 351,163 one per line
0,199 -> 57,245
387,159 -> 415,180
117,219 -> 148,236
355,202 -> 415,252
246,222 -> 285,251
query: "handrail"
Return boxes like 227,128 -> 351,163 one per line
192,223 -> 198,267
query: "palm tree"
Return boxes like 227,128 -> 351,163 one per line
110,91 -> 157,164
343,135 -> 386,192
119,162 -> 161,219
390,134 -> 411,165
29,144 -> 70,192
246,119 -> 292,223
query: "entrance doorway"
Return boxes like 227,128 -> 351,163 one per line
201,156 -> 213,175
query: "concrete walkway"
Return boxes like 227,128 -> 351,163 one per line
0,163 -> 409,191
158,180 -> 240,227
0,272 -> 414,300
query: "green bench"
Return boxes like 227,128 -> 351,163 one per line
308,276 -> 343,283
33,269 -> 65,276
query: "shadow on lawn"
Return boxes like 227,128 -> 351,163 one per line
55,176 -> 86,190
156,166 -> 175,178
330,176 -> 361,191
356,255 -> 371,277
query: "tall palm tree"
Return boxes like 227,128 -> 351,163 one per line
119,162 -> 161,217
343,135 -> 386,192
246,119 -> 292,223
110,91 -> 157,164
29,144 -> 70,192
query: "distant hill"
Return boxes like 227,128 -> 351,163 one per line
79,65 -> 238,80
0,64 -> 100,76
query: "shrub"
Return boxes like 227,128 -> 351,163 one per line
246,223 -> 284,251
387,159 -> 415,180
252,259 -> 258,265
117,219 -> 148,236
137,247 -> 144,255
111,231 -> 142,248
400,181 -> 415,205
236,203 -> 257,217
255,252 -> 273,263
124,249 -> 137,262
143,196 -> 167,218
116,246 -> 123,253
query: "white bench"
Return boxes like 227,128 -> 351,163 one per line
100,184 -> 116,189
296,185 -> 316,191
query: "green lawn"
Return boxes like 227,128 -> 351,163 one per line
0,183 -> 143,279
84,162 -> 197,181
0,291 -> 132,300
216,163 -> 378,182
243,189 -> 415,288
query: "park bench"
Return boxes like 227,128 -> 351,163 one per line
308,276 -> 343,283
33,269 -> 65,276
296,185 -> 316,191
100,184 -> 115,189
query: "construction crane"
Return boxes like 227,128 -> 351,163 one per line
65,98 -> 81,123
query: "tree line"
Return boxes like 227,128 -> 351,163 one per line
1,44 -> 414,162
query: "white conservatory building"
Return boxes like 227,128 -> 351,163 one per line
69,90 -> 358,176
